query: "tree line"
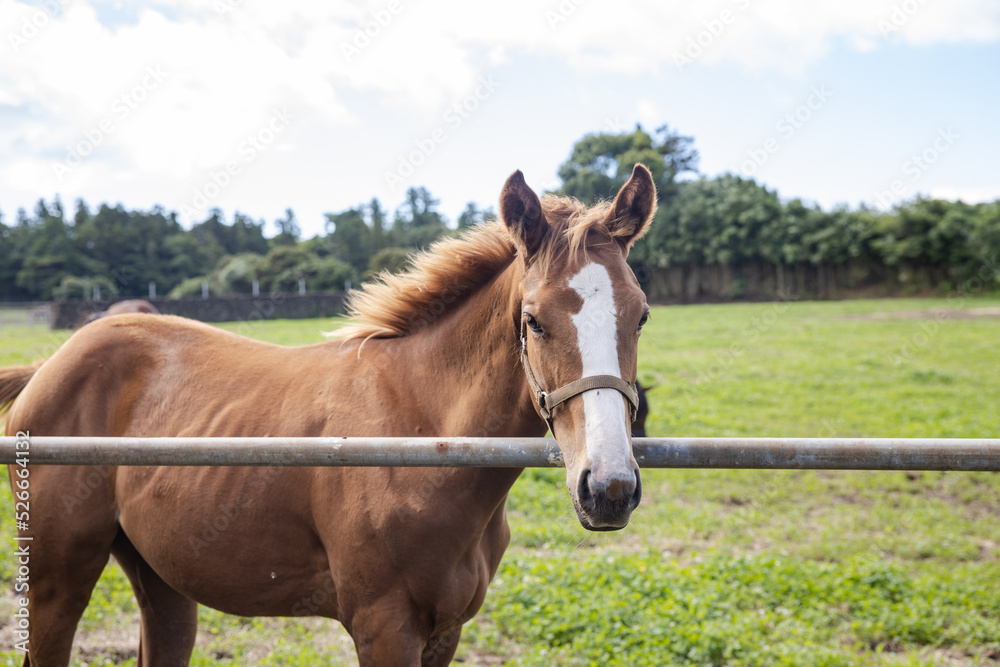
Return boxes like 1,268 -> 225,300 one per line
0,186 -> 492,302
1,125 -> 997,303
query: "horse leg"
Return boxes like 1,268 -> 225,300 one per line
20,543 -> 111,667
421,628 -> 462,667
352,620 -> 462,667
348,599 -> 430,667
18,470 -> 119,666
111,530 -> 197,667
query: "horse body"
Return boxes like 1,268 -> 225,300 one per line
10,297 -> 533,663
3,165 -> 657,666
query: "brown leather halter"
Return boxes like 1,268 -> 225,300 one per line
519,316 -> 639,433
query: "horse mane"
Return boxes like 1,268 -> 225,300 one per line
333,195 -> 616,341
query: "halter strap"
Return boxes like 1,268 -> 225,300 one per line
519,317 -> 639,432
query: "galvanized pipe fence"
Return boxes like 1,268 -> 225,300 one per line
1,436 -> 999,470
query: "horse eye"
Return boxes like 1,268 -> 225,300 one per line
525,314 -> 544,335
638,311 -> 649,332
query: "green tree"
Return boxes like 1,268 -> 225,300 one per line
215,253 -> 262,294
276,256 -> 357,293
230,213 -> 270,255
367,247 -> 413,276
74,203 -> 188,297
163,231 -> 221,291
255,245 -> 313,293
557,124 -> 698,204
16,199 -> 97,299
168,276 -> 216,298
457,202 -> 495,229
0,209 -> 18,300
633,175 -> 781,269
871,198 -> 978,284
324,207 -> 370,273
391,187 -> 448,248
365,198 -> 387,254
52,275 -> 119,300
968,201 -> 1000,284
271,208 -> 301,247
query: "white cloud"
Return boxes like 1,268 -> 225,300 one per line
0,0 -> 997,233
1,1 -> 350,191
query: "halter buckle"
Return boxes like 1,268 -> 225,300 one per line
537,391 -> 551,421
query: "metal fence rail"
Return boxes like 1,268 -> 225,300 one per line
1,436 -> 999,470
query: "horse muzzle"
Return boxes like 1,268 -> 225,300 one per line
573,465 -> 642,531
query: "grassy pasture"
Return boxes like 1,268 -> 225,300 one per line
0,298 -> 999,665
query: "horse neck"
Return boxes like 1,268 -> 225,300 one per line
354,258 -> 544,530
398,255 -> 545,440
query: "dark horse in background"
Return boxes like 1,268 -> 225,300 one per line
632,381 -> 654,438
1,165 -> 657,666
79,299 -> 160,328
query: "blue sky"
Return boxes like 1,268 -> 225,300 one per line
1,0 -> 998,239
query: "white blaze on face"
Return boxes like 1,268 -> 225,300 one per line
568,262 -> 631,473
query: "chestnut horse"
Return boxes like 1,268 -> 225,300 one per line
79,299 -> 160,328
1,164 -> 656,666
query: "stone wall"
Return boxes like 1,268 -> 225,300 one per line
51,293 -> 345,329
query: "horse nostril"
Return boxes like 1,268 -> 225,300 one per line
577,469 -> 595,511
629,470 -> 642,511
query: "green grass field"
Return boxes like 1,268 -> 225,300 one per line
1,298 -> 999,665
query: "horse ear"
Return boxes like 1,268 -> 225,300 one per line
500,170 -> 548,258
607,163 -> 657,255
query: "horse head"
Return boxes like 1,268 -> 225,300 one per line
500,164 -> 656,531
